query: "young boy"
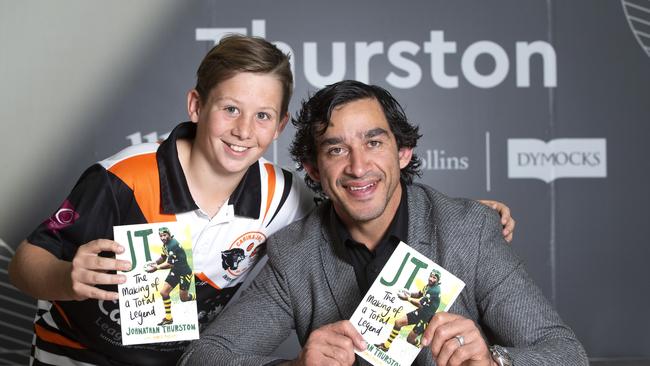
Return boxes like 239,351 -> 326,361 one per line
9,36 -> 514,366
9,35 -> 314,366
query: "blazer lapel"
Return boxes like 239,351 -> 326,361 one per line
406,185 -> 439,263
318,206 -> 364,319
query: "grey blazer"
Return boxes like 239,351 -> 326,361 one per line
180,184 -> 588,365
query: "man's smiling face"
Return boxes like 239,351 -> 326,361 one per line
305,98 -> 412,229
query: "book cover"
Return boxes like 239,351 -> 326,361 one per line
114,222 -> 199,345
350,241 -> 465,366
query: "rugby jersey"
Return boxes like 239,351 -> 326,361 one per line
26,122 -> 315,366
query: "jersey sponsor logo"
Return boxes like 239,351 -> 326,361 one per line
221,231 -> 267,278
98,299 -> 121,325
91,299 -> 124,343
221,248 -> 245,271
45,199 -> 80,233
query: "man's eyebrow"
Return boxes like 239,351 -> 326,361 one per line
365,128 -> 389,139
319,128 -> 388,146
320,137 -> 343,146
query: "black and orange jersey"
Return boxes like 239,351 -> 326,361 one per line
26,122 -> 314,366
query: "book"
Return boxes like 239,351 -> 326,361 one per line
350,241 -> 465,366
114,222 -> 199,345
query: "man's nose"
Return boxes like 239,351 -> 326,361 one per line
345,149 -> 370,177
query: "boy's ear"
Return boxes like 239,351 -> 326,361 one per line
187,89 -> 201,123
274,112 -> 290,139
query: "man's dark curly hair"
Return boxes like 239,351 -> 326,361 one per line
290,80 -> 422,193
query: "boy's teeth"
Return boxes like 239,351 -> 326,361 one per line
228,144 -> 247,152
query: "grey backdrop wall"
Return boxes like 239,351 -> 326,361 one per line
1,0 -> 649,364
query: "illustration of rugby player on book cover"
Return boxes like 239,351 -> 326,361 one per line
350,242 -> 465,366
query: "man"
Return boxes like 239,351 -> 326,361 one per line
145,227 -> 195,326
376,269 -> 442,352
180,80 -> 588,366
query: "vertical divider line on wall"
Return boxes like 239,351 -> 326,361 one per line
485,131 -> 491,192
273,140 -> 278,164
546,0 -> 557,306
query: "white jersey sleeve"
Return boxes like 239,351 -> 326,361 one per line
258,160 -> 316,236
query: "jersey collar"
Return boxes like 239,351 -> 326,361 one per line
156,122 -> 262,219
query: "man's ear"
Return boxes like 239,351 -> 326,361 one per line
302,161 -> 320,182
274,112 -> 290,139
398,147 -> 414,169
187,89 -> 201,123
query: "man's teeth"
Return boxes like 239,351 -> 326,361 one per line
227,143 -> 248,152
348,183 -> 375,191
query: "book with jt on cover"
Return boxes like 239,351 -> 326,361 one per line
114,222 -> 199,345
350,241 -> 465,366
